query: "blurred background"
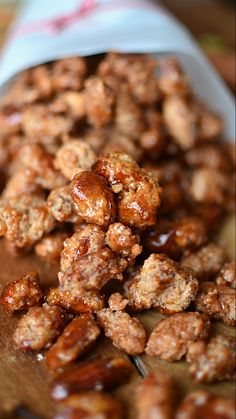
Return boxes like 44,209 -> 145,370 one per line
0,0 -> 235,91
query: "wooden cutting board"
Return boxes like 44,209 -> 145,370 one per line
0,214 -> 235,418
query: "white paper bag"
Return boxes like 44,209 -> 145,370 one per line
0,0 -> 234,139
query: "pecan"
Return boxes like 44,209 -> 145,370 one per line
71,171 -> 116,228
176,391 -> 235,419
124,254 -> 198,313
46,314 -> 100,370
47,286 -> 105,314
97,308 -> 147,355
84,76 -> 114,128
13,305 -> 64,350
52,57 -> 86,92
51,357 -> 133,400
146,312 -> 210,361
47,186 -> 79,223
35,232 -> 68,262
93,152 -> 161,229
0,271 -> 42,312
195,282 -> 235,325
55,391 -> 123,419
55,140 -> 96,180
182,243 -> 226,280
136,372 -> 174,419
215,261 -> 236,289
187,335 -> 236,383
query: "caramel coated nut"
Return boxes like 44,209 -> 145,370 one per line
124,253 -> 199,313
97,308 -> 147,355
195,282 -> 235,326
51,357 -> 133,400
55,140 -> 96,180
55,391 -> 123,419
176,391 -> 235,419
13,305 -> 64,350
187,335 -> 236,383
71,171 -> 116,227
136,373 -> 174,419
46,314 -> 100,370
145,312 -> 210,361
93,152 -> 161,229
47,186 -> 79,223
0,271 -> 42,312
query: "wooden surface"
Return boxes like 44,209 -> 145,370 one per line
0,1 -> 235,418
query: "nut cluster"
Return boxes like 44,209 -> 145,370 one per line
0,52 -> 235,418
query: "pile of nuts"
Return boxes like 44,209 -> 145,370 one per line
0,52 -> 235,418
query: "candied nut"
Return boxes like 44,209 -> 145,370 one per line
159,182 -> 184,214
51,357 -> 133,400
60,224 -> 105,272
115,92 -> 144,139
30,64 -> 53,98
84,76 -> 114,128
182,243 -> 226,280
216,261 -> 236,289
0,271 -> 42,311
163,96 -> 198,150
102,130 -> 143,163
47,186 -> 79,223
97,308 -> 147,355
187,335 -> 235,383
2,81 -> 40,110
59,248 -> 127,291
175,391 -> 235,419
93,152 -> 161,229
52,57 -> 86,91
71,171 -> 116,227
136,372 -> 174,419
55,140 -> 96,180
192,205 -> 225,234
143,217 -> 207,259
35,232 -> 68,262
184,145 -> 231,171
98,52 -> 159,104
149,159 -> 184,185
22,105 -> 73,145
46,314 -> 100,370
47,286 -> 105,314
55,391 -> 123,419
13,305 -> 64,350
140,128 -> 166,160
83,128 -> 108,154
173,217 -> 208,251
19,143 -> 66,190
189,168 -> 230,205
0,195 -> 55,248
197,104 -> 223,142
0,111 -> 22,137
146,312 -> 210,361
106,222 -> 142,263
124,254 -> 198,312
108,293 -> 128,311
158,57 -> 190,97
51,91 -> 85,120
2,168 -> 42,200
195,282 -> 235,326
